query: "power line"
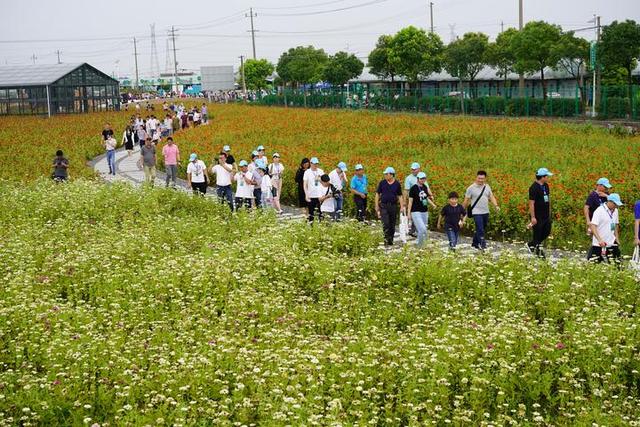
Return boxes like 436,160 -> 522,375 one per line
259,0 -> 350,10
260,0 -> 388,17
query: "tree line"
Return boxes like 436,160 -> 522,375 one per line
240,19 -> 640,100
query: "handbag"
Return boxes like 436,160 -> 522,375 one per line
467,185 -> 486,217
399,213 -> 408,244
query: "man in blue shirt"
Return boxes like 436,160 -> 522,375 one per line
350,164 -> 368,222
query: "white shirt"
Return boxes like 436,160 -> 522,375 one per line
211,164 -> 232,186
164,118 -> 172,129
235,172 -> 254,198
187,160 -> 207,183
328,169 -> 346,191
105,138 -> 117,151
591,205 -> 618,246
193,112 -> 201,121
261,174 -> 272,196
303,168 -> 325,198
320,184 -> 335,212
148,119 -> 157,130
269,163 -> 284,182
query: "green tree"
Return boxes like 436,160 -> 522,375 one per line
485,28 -> 518,91
367,35 -> 398,84
276,46 -> 328,106
511,21 -> 562,100
323,51 -> 364,87
443,32 -> 489,97
552,31 -> 589,104
388,26 -> 443,88
241,59 -> 274,90
599,20 -> 640,89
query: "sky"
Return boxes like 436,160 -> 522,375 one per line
1,0 -> 638,79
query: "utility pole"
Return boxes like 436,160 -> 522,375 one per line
518,0 -> 525,98
133,37 -> 140,89
500,20 -> 504,33
429,2 -> 434,34
591,15 -> 601,118
55,50 -> 61,64
30,54 -> 37,64
170,26 -> 179,95
239,55 -> 248,102
246,7 -> 258,60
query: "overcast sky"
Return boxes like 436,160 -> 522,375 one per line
1,0 -> 638,78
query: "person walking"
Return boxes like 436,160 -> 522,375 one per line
329,162 -> 348,220
269,153 -> 285,214
136,123 -> 148,148
303,157 -> 325,222
122,125 -> 135,157
350,164 -> 368,222
162,137 -> 180,188
319,174 -> 338,221
375,167 -> 405,246
101,123 -> 114,141
201,103 -> 208,124
234,160 -> 254,209
260,166 -> 274,209
589,193 -> 623,265
186,153 -> 209,195
527,168 -> 554,258
52,150 -> 69,182
583,177 -> 612,258
404,163 -> 434,236
407,172 -> 436,247
211,152 -> 234,208
223,145 -> 236,169
104,135 -> 117,176
138,138 -> 157,185
252,159 -> 265,209
295,158 -> 310,211
462,170 -> 500,251
438,192 -> 467,251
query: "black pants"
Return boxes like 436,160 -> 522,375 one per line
235,197 -> 252,210
253,188 -> 262,209
590,245 -> 622,266
354,195 -> 367,222
380,202 -> 399,245
308,198 -> 321,222
528,219 -> 552,256
191,182 -> 207,195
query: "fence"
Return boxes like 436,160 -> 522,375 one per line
251,85 -> 639,121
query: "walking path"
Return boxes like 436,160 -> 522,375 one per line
91,147 -> 582,261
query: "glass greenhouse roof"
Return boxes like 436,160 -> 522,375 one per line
0,63 -> 86,87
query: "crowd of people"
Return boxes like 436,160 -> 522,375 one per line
47,108 -> 637,266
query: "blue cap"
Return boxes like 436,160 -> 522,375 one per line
239,160 -> 248,167
596,177 -> 612,188
536,167 -> 553,177
257,145 -> 265,151
251,150 -> 258,157
337,162 -> 348,172
417,172 -> 427,179
223,145 -> 231,152
189,153 -> 197,161
607,193 -> 623,206
310,157 -> 319,164
255,159 -> 266,169
383,166 -> 396,175
354,164 -> 364,170
410,162 -> 420,170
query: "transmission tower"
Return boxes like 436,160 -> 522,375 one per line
150,23 -> 160,78
448,24 -> 457,42
164,38 -> 172,74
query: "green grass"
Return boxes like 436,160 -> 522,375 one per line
1,180 -> 639,426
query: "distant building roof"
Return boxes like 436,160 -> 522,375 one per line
0,63 -> 116,87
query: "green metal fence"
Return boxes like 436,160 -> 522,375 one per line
252,85 -> 639,121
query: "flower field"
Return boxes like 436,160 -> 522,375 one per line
1,104 -> 639,249
1,180 -> 640,425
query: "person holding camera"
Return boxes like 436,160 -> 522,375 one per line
319,174 -> 340,221
328,162 -> 348,221
52,150 -> 69,182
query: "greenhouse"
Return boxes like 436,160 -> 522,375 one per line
0,63 -> 119,116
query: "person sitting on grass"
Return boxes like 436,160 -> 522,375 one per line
438,192 -> 467,251
52,150 -> 69,182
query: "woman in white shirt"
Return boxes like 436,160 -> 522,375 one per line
269,153 -> 285,214
234,160 -> 254,210
260,167 -> 273,210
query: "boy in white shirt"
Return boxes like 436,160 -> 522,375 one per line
590,193 -> 623,265
319,174 -> 338,221
211,152 -> 234,209
234,160 -> 254,210
303,157 -> 325,222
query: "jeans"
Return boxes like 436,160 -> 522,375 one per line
528,219 -> 552,257
410,211 -> 429,247
334,193 -> 344,220
253,188 -> 262,209
307,198 -> 321,222
446,227 -> 459,249
216,185 -> 233,208
472,213 -> 489,249
165,164 -> 177,187
106,150 -> 116,175
354,195 -> 367,222
380,202 -> 399,245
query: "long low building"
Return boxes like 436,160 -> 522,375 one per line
0,63 -> 119,116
